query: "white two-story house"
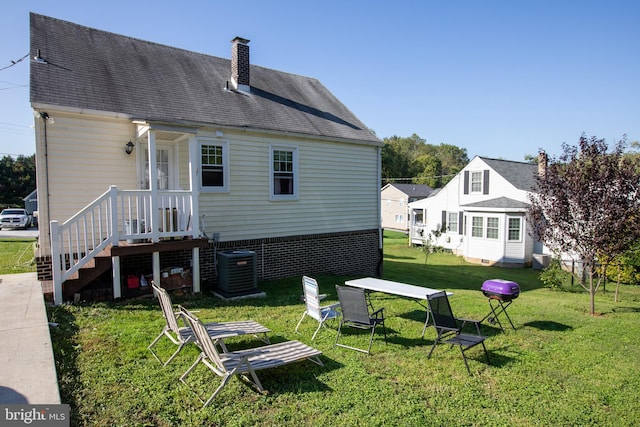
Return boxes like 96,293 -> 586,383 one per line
409,156 -> 545,267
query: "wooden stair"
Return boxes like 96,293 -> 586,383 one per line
43,238 -> 209,302
62,249 -> 113,300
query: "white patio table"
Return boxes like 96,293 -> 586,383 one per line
344,277 -> 452,338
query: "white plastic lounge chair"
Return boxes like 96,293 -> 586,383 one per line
295,276 -> 341,340
179,306 -> 323,407
148,281 -> 271,366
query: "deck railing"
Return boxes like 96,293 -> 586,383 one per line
50,186 -> 196,304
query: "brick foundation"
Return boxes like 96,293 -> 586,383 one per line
36,229 -> 383,286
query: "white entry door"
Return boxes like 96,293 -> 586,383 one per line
142,146 -> 174,190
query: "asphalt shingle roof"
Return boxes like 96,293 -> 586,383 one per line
462,196 -> 530,210
479,157 -> 538,191
387,183 -> 433,198
30,13 -> 380,145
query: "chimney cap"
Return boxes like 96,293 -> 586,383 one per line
231,36 -> 250,45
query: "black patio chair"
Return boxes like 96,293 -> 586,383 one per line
426,291 -> 490,374
334,285 -> 386,355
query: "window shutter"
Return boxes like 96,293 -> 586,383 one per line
483,169 -> 490,194
458,211 -> 464,235
463,171 -> 469,194
441,210 -> 447,232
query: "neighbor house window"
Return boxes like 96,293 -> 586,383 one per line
270,145 -> 298,200
508,217 -> 522,241
200,140 -> 229,192
395,214 -> 404,224
471,171 -> 483,193
486,217 -> 499,239
448,212 -> 458,233
471,216 -> 483,237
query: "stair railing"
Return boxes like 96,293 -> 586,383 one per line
50,186 -> 195,305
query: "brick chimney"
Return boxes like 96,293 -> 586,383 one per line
231,37 -> 250,92
538,151 -> 548,177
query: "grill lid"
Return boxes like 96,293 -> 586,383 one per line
481,279 -> 520,299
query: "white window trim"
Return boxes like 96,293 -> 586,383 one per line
199,138 -> 230,193
507,217 -> 523,242
448,212 -> 458,233
486,216 -> 500,240
269,144 -> 299,201
471,171 -> 483,193
471,216 -> 483,238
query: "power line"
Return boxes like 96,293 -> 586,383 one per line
0,53 -> 29,72
383,173 -> 458,182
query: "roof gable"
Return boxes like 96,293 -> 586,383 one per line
30,13 -> 380,145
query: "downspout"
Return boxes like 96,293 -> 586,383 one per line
39,112 -> 52,248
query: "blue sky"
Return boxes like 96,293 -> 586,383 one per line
1,1 -> 638,161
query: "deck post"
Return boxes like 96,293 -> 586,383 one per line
112,255 -> 121,299
192,247 -> 200,293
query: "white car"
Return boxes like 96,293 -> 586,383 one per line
0,208 -> 33,229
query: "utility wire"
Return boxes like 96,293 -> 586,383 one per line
0,53 -> 29,72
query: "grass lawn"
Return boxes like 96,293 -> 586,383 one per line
47,231 -> 640,426
0,237 -> 36,274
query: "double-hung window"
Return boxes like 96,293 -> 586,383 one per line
508,217 -> 522,241
471,171 -> 483,193
270,145 -> 298,200
448,212 -> 458,233
486,217 -> 499,239
471,216 -> 483,238
200,140 -> 229,192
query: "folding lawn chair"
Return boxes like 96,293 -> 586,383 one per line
179,306 -> 323,407
295,276 -> 341,340
148,281 -> 271,365
334,284 -> 386,355
426,291 -> 490,375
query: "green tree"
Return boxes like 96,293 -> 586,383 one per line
413,154 -> 442,188
381,135 -> 468,188
432,143 -> 468,186
528,135 -> 640,315
0,155 -> 36,208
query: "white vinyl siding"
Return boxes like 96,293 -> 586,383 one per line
35,113 -> 137,256
199,132 -> 379,241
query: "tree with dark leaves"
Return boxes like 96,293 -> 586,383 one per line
0,155 -> 36,209
528,135 -> 640,315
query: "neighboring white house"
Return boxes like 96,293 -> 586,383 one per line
30,14 -> 383,302
381,183 -> 433,232
409,156 -> 548,268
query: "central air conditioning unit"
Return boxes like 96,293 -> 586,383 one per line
216,250 -> 259,297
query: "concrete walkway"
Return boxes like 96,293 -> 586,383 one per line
0,273 -> 61,404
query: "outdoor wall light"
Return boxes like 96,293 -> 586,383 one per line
125,140 -> 135,155
38,111 -> 55,124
